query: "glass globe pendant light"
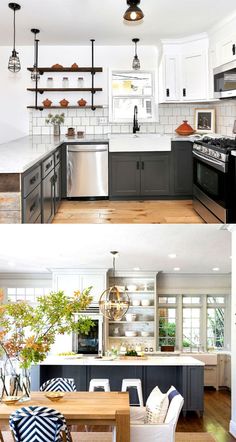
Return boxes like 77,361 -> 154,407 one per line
123,0 -> 144,22
31,29 -> 40,81
8,3 -> 21,73
99,251 -> 130,321
132,38 -> 141,70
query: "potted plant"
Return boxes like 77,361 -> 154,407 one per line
0,288 -> 93,400
45,113 -> 65,136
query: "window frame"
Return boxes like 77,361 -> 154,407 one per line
109,69 -> 157,123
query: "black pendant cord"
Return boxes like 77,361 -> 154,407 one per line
13,8 -> 16,53
91,39 -> 95,111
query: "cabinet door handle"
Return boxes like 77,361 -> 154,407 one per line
30,176 -> 37,185
136,161 -> 140,170
166,88 -> 170,97
30,201 -> 36,213
233,44 -> 236,56
141,161 -> 144,170
183,88 -> 186,97
45,160 -> 53,171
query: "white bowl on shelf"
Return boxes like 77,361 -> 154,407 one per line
141,331 -> 150,337
132,300 -> 140,306
125,331 -> 137,337
127,285 -> 137,292
125,313 -> 137,322
141,299 -> 151,306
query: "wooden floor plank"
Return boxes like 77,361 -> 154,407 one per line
53,199 -> 204,224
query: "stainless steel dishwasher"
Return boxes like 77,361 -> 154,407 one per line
66,143 -> 108,197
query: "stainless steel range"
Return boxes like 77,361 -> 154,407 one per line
193,136 -> 236,223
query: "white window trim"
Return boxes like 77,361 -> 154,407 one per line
108,69 -> 158,123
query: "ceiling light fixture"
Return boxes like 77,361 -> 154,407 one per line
173,267 -> 181,272
8,3 -> 21,73
124,0 -> 144,22
132,38 -> 141,70
168,254 -> 177,259
212,267 -> 220,272
31,28 -> 40,82
99,251 -> 130,321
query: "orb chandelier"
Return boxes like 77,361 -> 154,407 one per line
99,251 -> 130,321
31,29 -> 40,82
132,38 -> 141,70
8,3 -> 21,73
123,0 -> 144,22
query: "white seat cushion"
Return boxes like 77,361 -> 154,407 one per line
144,386 -> 169,424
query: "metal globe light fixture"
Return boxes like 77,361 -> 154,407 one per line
31,29 -> 40,82
8,3 -> 21,73
123,0 -> 144,22
132,38 -> 141,70
99,251 -> 130,321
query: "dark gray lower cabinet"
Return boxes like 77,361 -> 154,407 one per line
172,141 -> 193,196
23,184 -> 41,223
109,152 -> 171,198
42,168 -> 54,224
34,364 -> 204,416
54,161 -> 61,214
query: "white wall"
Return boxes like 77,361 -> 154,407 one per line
0,44 -> 158,143
230,227 -> 236,437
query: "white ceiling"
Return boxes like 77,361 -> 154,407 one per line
0,0 -> 236,45
0,225 -> 231,274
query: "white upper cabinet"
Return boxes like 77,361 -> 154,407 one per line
52,269 -> 107,304
159,34 -> 209,103
209,14 -> 236,68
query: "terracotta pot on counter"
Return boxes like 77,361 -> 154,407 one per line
175,120 -> 195,136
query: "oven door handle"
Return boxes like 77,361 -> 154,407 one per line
192,151 -> 227,173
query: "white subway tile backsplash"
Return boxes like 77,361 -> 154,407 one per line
94,126 -> 103,135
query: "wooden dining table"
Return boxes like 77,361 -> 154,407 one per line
0,391 -> 130,442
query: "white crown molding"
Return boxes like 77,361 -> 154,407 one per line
161,32 -> 208,46
208,10 -> 236,36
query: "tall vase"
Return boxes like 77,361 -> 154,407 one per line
53,124 -> 60,137
0,358 -> 31,402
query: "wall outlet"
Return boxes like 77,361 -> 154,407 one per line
99,117 -> 107,124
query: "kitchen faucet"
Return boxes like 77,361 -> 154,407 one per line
133,105 -> 140,134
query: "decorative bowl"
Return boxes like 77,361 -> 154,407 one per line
132,300 -> 140,306
125,331 -> 137,337
51,63 -> 63,70
1,396 -> 21,405
141,299 -> 150,306
77,131 -> 84,138
42,98 -> 52,108
78,98 -> 87,107
71,63 -> 79,69
125,313 -> 137,322
141,331 -> 150,337
45,392 -> 65,402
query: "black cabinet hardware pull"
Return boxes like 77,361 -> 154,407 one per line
30,176 -> 36,185
166,88 -> 170,97
30,201 -> 36,213
141,161 -> 144,170
233,44 -> 236,56
183,88 -> 186,97
136,161 -> 140,170
45,161 -> 52,170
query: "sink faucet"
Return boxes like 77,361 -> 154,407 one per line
133,105 -> 140,134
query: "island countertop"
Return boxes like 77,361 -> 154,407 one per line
40,355 -> 204,366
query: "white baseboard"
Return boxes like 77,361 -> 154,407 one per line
229,420 -> 236,438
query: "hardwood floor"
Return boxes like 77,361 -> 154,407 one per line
177,389 -> 234,442
53,199 -> 204,224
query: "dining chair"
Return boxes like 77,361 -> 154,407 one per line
40,378 -> 77,392
9,406 -> 71,442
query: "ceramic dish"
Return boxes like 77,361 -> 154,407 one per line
45,392 -> 65,402
132,300 -> 140,306
141,299 -> 151,306
1,396 -> 21,405
125,314 -> 137,322
125,331 -> 137,337
127,285 -> 137,292
141,331 -> 150,337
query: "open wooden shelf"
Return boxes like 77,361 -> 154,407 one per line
27,67 -> 103,73
27,105 -> 104,109
27,88 -> 102,93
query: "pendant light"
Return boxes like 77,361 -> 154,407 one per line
8,3 -> 21,73
123,0 -> 144,22
31,29 -> 40,81
99,252 -> 130,321
132,38 -> 141,70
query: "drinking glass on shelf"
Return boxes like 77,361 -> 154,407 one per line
78,77 -> 84,88
62,77 -> 69,88
47,77 -> 53,88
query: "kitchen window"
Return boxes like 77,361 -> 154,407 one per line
157,293 -> 228,351
7,287 -> 51,304
109,71 -> 156,122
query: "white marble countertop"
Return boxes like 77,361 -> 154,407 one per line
0,135 -> 109,174
40,356 -> 204,366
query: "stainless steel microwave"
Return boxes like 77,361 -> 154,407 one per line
214,60 -> 236,99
